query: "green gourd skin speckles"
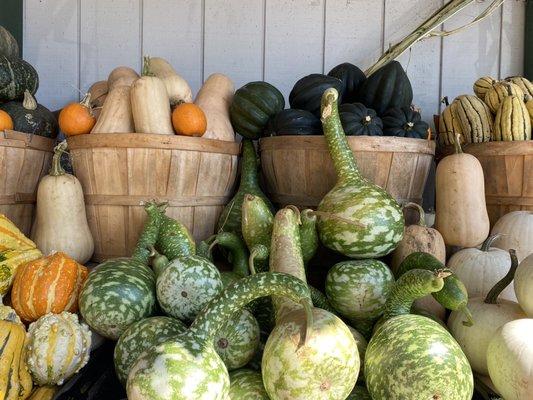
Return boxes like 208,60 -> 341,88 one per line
365,269 -> 474,400
216,231 -> 250,279
155,207 -> 196,260
300,209 -> 318,264
229,369 -> 269,400
317,88 -> 404,258
114,316 -> 187,386
132,202 -> 164,265
156,255 -> 224,321
126,272 -> 313,400
79,258 -> 157,340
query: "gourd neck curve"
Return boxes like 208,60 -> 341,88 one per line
239,140 -> 260,188
484,249 -> 518,305
49,141 -> 67,176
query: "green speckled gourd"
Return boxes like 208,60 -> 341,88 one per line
196,236 -> 215,262
300,209 -> 318,264
155,206 -> 195,260
156,254 -> 224,321
365,269 -> 474,400
214,231 -> 250,287
79,258 -> 157,340
263,207 -> 360,400
218,141 -> 275,238
126,272 -> 313,400
229,369 -> 269,400
242,193 -> 274,272
317,88 -> 404,258
132,202 -> 165,265
114,316 -> 187,386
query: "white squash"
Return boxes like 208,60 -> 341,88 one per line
491,211 -> 533,262
31,142 -> 94,263
514,253 -> 533,317
108,66 -> 139,90
487,318 -> 533,399
448,234 -> 517,302
148,56 -> 193,106
448,250 -> 526,375
91,85 -> 134,133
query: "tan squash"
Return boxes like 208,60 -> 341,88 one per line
148,56 -> 193,106
91,85 -> 134,133
505,76 -> 533,97
473,76 -> 497,99
493,90 -> 531,141
453,95 -> 493,143
484,81 -> 524,114
130,57 -> 174,135
435,135 -> 490,247
87,80 -> 108,109
31,142 -> 94,263
194,73 -> 235,141
107,66 -> 139,90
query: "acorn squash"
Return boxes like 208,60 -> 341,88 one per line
264,108 -> 321,136
327,62 -> 366,103
339,102 -> 383,136
289,74 -> 343,117
0,55 -> 38,102
382,107 -> 429,138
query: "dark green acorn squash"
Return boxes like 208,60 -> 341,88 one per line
327,63 -> 366,103
382,107 -> 429,139
0,90 -> 58,137
0,55 -> 38,102
289,74 -> 343,117
229,81 -> 285,139
339,103 -> 383,136
264,109 -> 322,136
0,26 -> 19,58
358,61 -> 413,115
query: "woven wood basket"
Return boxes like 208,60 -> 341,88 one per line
67,133 -> 240,261
0,130 -> 55,235
259,135 -> 435,209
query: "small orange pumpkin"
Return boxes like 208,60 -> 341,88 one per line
11,252 -> 88,322
171,103 -> 207,137
59,93 -> 96,136
0,109 -> 14,131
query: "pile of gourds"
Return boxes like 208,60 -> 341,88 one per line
438,75 -> 533,145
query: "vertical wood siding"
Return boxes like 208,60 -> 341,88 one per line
24,0 -> 526,119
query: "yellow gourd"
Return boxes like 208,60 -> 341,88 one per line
0,214 -> 38,252
0,248 -> 42,297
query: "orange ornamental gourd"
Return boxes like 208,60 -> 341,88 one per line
11,252 -> 88,323
171,103 -> 207,137
0,109 -> 13,130
58,93 -> 96,136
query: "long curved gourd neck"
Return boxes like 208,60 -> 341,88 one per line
480,234 -> 502,252
484,249 -> 518,305
321,88 -> 363,184
382,269 -> 450,321
49,141 -> 67,176
189,272 -> 313,345
239,140 -> 260,188
248,244 -> 269,275
215,231 -> 249,277
404,202 -> 426,227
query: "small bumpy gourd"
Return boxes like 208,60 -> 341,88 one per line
26,311 -> 91,385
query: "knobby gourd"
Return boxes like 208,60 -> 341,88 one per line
148,56 -> 193,106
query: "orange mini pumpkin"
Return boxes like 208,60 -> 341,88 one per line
11,252 -> 88,322
171,103 -> 207,137
59,93 -> 96,136
0,109 -> 13,131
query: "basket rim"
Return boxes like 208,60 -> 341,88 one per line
1,130 -> 56,152
440,140 -> 533,157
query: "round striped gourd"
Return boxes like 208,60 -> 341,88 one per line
473,76 -> 497,98
484,82 -> 524,114
11,252 -> 88,322
493,92 -> 531,141
79,258 -> 157,340
228,369 -> 269,400
156,254 -> 224,321
438,100 -> 463,146
114,316 -> 187,386
453,95 -> 493,143
26,311 -> 91,385
506,76 -> 533,97
365,269 -> 473,399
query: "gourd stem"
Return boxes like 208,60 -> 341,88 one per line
49,141 -> 67,176
240,141 -> 260,188
441,96 -> 450,107
403,202 -> 426,227
142,56 -> 155,77
453,133 -> 463,154
248,244 -> 269,276
484,249 -> 518,305
80,93 -> 92,109
460,306 -> 474,327
22,90 -> 37,111
480,234 -> 503,252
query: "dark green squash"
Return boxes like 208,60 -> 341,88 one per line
358,61 -> 413,115
229,81 -> 285,139
264,109 -> 322,136
327,62 -> 366,103
0,90 -> 58,137
0,26 -> 19,58
382,107 -> 429,139
289,74 -> 343,117
339,103 -> 383,136
0,55 -> 39,102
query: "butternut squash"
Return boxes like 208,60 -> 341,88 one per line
148,56 -> 193,106
31,142 -> 94,263
91,85 -> 134,133
435,135 -> 490,247
107,66 -> 139,90
195,73 -> 235,141
130,57 -> 174,135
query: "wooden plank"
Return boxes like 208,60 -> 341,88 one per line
324,0 -> 384,72
142,0 -> 203,96
204,0 -> 264,88
80,0 -> 141,93
383,0 -> 442,122
23,0 -> 79,110
500,0 -> 526,78
264,0 -> 325,101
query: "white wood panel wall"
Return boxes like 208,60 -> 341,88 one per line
23,0 -> 526,123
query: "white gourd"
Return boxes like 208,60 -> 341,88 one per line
514,253 -> 533,317
148,56 -> 193,105
491,211 -> 533,262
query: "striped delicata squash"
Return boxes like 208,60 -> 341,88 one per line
453,95 -> 493,143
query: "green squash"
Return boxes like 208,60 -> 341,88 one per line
289,73 -> 343,117
78,258 -> 157,340
317,88 -> 404,258
264,108 -> 322,136
215,231 -> 250,283
155,207 -> 195,260
365,269 -> 474,400
339,102 -> 383,136
0,55 -> 38,102
229,81 -> 285,139
0,26 -> 19,58
382,107 -> 429,138
241,193 -> 274,272
359,61 -> 413,115
327,62 -> 366,104
0,90 -> 58,138
229,369 -> 269,400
